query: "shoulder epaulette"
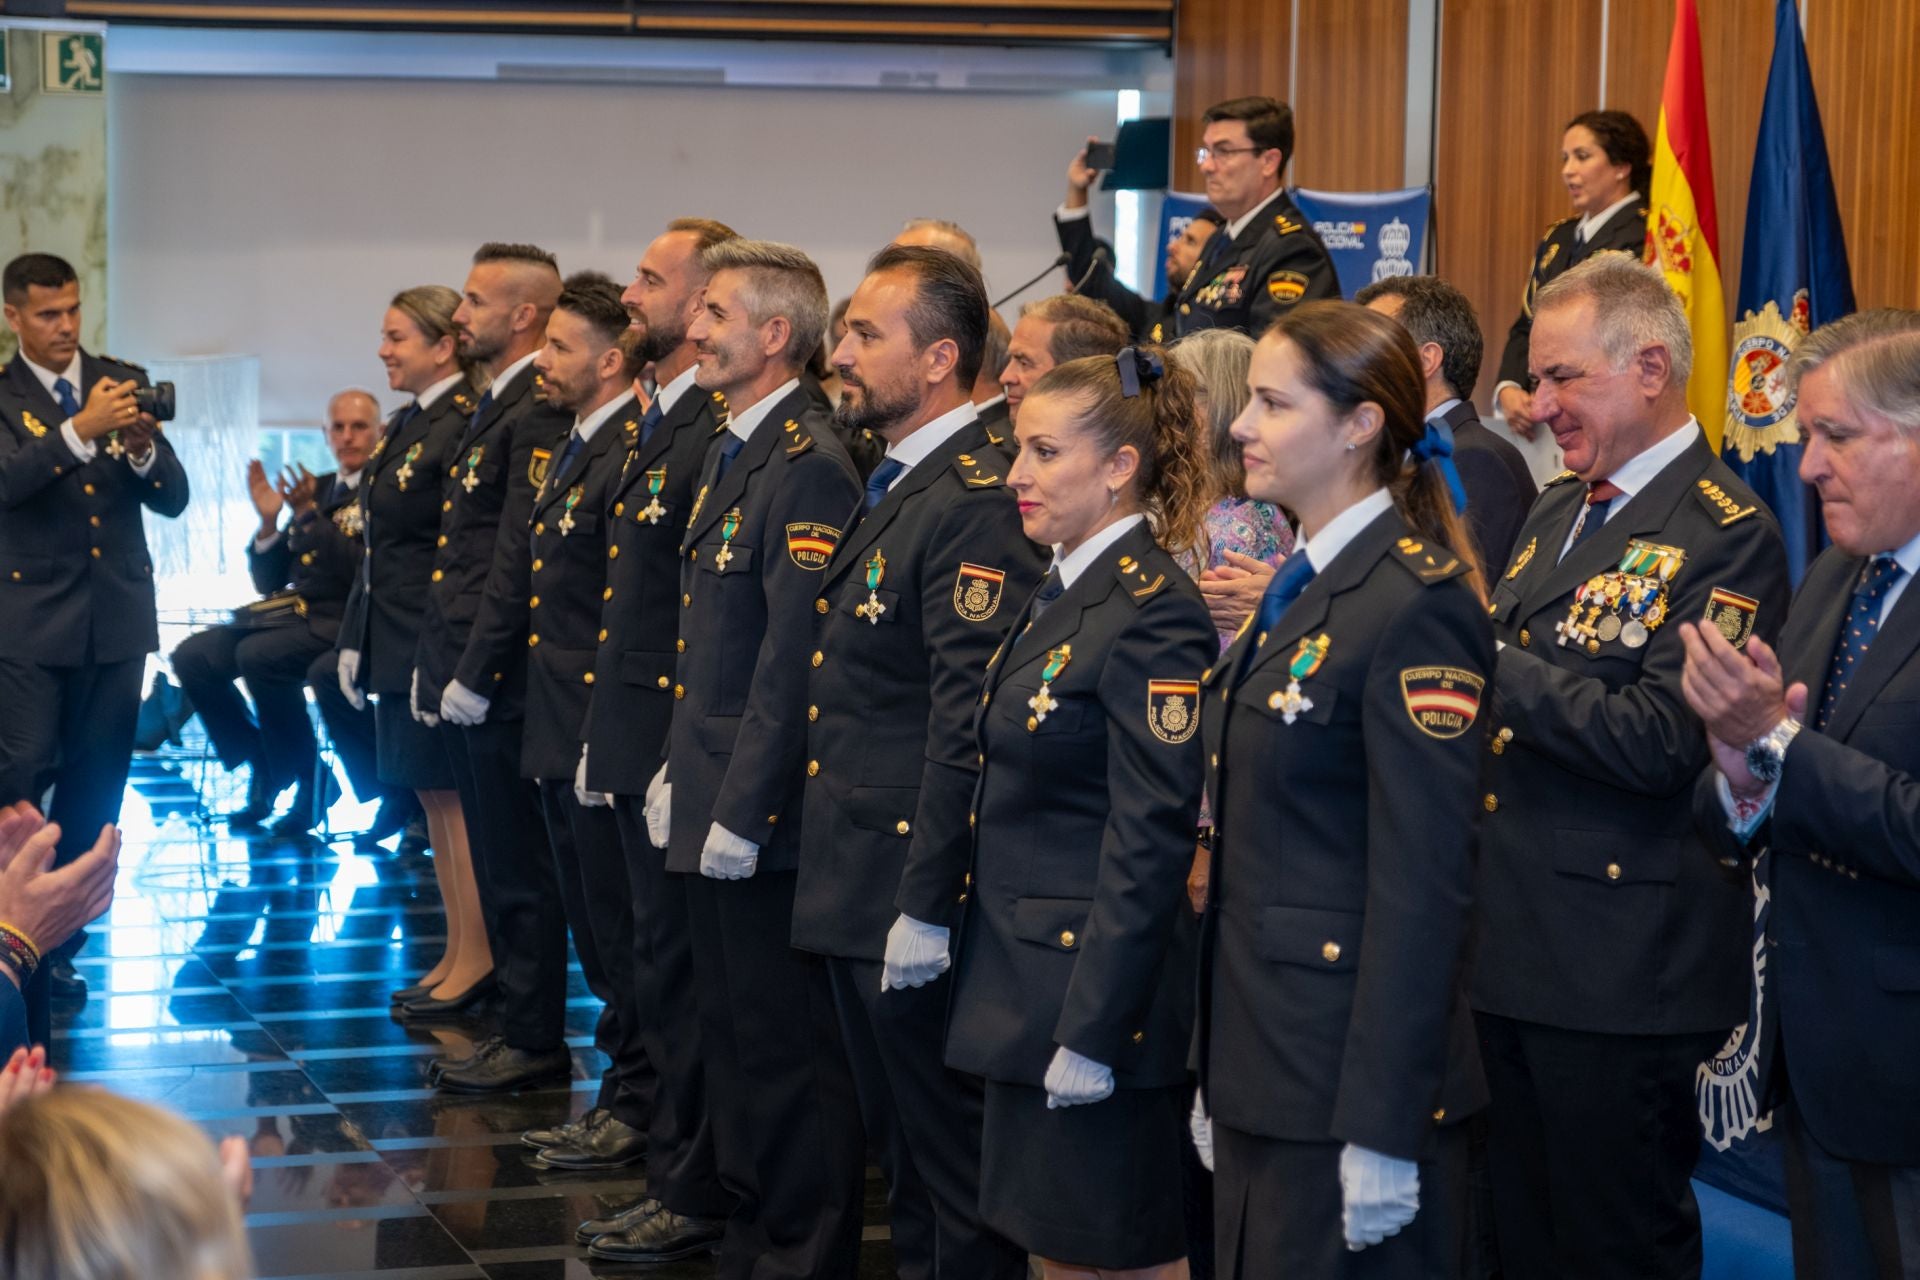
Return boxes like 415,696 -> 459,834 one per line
1693,477 -> 1761,526
1545,215 -> 1578,236
1543,469 -> 1580,487
1274,211 -> 1308,237
982,422 -> 1006,447
1390,535 -> 1468,586
452,390 -> 477,413
1115,551 -> 1167,603
952,452 -> 1003,488
622,416 -> 641,443
711,389 -> 727,407
782,417 -> 814,456
98,353 -> 149,375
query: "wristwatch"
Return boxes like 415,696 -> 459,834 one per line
1744,717 -> 1803,785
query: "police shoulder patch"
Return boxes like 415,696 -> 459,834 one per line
1400,666 -> 1484,739
1147,679 -> 1201,744
952,452 -> 1003,487
1115,552 -> 1166,602
786,521 -> 838,570
1692,477 -> 1760,525
1274,212 -> 1307,237
528,447 -> 551,487
1267,270 -> 1310,304
782,418 -> 815,456
1390,536 -> 1466,586
953,562 -> 1006,622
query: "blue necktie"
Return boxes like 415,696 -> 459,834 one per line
638,398 -> 665,448
713,432 -> 745,485
1028,567 -> 1066,623
552,429 -> 585,485
53,377 -> 81,420
1564,481 -> 1623,558
1815,556 -> 1904,730
864,457 -> 905,513
1239,549 -> 1316,681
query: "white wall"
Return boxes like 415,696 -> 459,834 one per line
108,69 -> 1126,425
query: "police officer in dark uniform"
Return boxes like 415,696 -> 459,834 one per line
1173,97 -> 1338,340
1473,255 -> 1789,1279
643,239 -> 866,1278
0,252 -> 189,1028
1494,110 -> 1650,438
792,244 -> 1043,1280
1193,303 -> 1491,1277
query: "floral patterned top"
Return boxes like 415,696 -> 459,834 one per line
1185,496 -> 1296,647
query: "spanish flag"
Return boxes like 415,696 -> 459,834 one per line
1643,0 -> 1728,447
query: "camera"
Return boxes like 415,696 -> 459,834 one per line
133,381 -> 176,422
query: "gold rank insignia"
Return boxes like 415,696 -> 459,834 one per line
785,521 -> 837,570
1694,478 -> 1760,525
1504,537 -> 1537,581
1702,587 -> 1760,649
1394,536 -> 1461,580
371,436 -> 388,459
1275,213 -> 1305,236
1147,679 -> 1200,744
1117,553 -> 1166,598
20,411 -> 47,438
453,391 -> 475,413
1268,270 -> 1310,304
782,418 -> 814,455
528,447 -> 551,488
1400,666 -> 1485,739
954,563 -> 1006,622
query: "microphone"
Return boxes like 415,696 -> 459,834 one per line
992,252 -> 1071,309
1068,246 -> 1112,295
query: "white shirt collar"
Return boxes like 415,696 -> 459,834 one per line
1303,488 -> 1393,573
337,468 -> 363,491
724,378 -> 802,443
573,391 -> 636,445
1880,527 -> 1920,576
880,401 -> 979,486
415,371 -> 467,412
1427,397 -> 1462,423
1604,418 -> 1701,501
1052,512 -> 1146,588
974,392 -> 1007,413
1578,191 -> 1641,244
654,363 -> 702,417
491,349 -> 539,395
24,351 -> 83,403
1224,186 -> 1288,242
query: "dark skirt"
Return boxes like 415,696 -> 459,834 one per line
979,1079 -> 1188,1268
374,695 -> 455,790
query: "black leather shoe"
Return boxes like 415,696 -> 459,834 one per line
436,1044 -> 571,1095
587,1206 -> 725,1262
397,814 -> 431,859
269,772 -> 341,836
47,959 -> 86,1002
396,973 -> 496,1022
225,769 -> 276,828
390,981 -> 432,1005
524,1106 -> 607,1151
429,1035 -> 501,1084
531,1115 -> 646,1170
574,1195 -> 662,1244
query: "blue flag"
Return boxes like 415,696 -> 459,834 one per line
1722,0 -> 1854,586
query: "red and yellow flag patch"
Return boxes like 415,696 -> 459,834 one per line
1399,666 -> 1484,740
786,522 -> 838,570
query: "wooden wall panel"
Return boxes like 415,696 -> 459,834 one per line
1172,0 -> 1291,191
1290,0 -> 1408,190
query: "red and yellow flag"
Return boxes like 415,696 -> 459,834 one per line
1644,0 -> 1728,447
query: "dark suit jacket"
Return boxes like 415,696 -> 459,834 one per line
1497,200 -> 1647,389
246,470 -> 362,644
1438,399 -> 1537,571
1053,212 -> 1174,343
663,385 -> 861,875
581,382 -> 728,796
1198,511 -> 1491,1158
792,418 -> 1045,961
945,523 -> 1213,1087
415,362 -> 571,719
0,351 -> 190,665
339,387 -> 474,693
0,976 -> 23,1056
1474,434 -> 1790,1034
1173,191 -> 1339,339
974,397 -> 1014,460
1691,546 -> 1920,1165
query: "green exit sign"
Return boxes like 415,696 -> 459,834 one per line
42,31 -> 103,95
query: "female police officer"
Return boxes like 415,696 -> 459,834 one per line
1193,301 -> 1493,1277
943,346 -> 1215,1278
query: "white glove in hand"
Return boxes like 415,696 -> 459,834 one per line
440,678 -> 490,727
880,913 -> 950,991
573,746 -> 610,808
699,822 -> 758,880
1043,1046 -> 1115,1110
1190,1089 -> 1214,1172
337,649 -> 365,710
1339,1143 -> 1421,1251
643,764 -> 671,849
409,670 -> 439,727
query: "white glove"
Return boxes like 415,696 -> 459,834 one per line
643,764 -> 671,849
1190,1088 -> 1214,1172
1339,1143 -> 1421,1251
699,822 -> 759,880
880,913 -> 950,991
410,670 -> 440,727
573,746 -> 611,808
1042,1046 -> 1115,1110
440,678 -> 490,727
337,648 -> 365,710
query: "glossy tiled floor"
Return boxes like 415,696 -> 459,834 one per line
49,755 -> 897,1279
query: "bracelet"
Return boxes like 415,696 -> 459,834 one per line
0,922 -> 41,983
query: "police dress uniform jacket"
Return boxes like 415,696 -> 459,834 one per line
519,394 -> 638,782
1496,199 -> 1647,390
1172,191 -> 1338,340
1474,433 -> 1790,1034
247,472 -> 363,645
416,362 -> 571,718
974,397 -> 1014,460
0,351 -> 190,665
1197,509 -> 1492,1159
1690,545 -> 1920,1166
1053,211 -> 1171,343
946,523 -> 1214,1087
1438,398 -> 1538,571
792,420 -> 1045,961
663,385 -> 861,875
580,383 -> 726,796
339,387 -> 472,694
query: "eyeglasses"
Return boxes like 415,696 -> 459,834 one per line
1196,144 -> 1268,164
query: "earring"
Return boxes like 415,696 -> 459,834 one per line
1107,488 -> 1120,508
1345,441 -> 1357,452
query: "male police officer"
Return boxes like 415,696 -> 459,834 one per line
1000,294 -> 1129,427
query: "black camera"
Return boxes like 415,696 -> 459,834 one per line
133,381 -> 176,422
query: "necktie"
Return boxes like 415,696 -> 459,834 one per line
1028,567 -> 1066,623
1239,549 -> 1316,681
713,432 -> 745,485
52,377 -> 81,420
552,429 -> 585,485
637,397 -> 665,448
1565,480 -> 1624,557
1815,556 -> 1904,730
864,457 -> 906,513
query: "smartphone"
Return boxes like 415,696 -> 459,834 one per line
1084,140 -> 1117,171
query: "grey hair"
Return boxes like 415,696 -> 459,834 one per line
1786,308 -> 1920,433
1533,253 -> 1693,386
326,387 -> 383,421
1168,328 -> 1256,498
897,218 -> 983,272
699,238 -> 829,368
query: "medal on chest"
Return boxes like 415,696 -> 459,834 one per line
1269,633 -> 1330,725
1027,644 -> 1072,730
460,446 -> 484,494
558,485 -> 584,536
394,442 -> 422,491
1556,540 -> 1686,653
639,469 -> 668,524
714,508 -> 742,571
856,549 -> 887,623
105,431 -> 126,459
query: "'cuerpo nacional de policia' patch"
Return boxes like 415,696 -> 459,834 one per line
1702,587 -> 1760,649
1400,666 -> 1485,739
785,522 -> 838,570
1267,270 -> 1311,304
953,563 -> 1006,622
1148,679 -> 1201,744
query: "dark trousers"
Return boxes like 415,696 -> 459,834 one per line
1781,1093 -> 1920,1279
613,798 -> 730,1220
826,955 -> 1025,1280
0,653 -> 144,1044
1476,1012 -> 1725,1280
538,779 -> 653,1129
684,870 -> 866,1280
444,722 -> 563,1052
306,649 -> 384,805
173,623 -> 329,790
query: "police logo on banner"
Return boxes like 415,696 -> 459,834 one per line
1147,679 -> 1200,744
1370,217 -> 1415,283
1700,856 -> 1775,1151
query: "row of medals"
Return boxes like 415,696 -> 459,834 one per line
1557,570 -> 1667,651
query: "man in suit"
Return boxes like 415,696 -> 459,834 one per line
644,239 -> 866,1278
1359,276 -> 1538,568
999,294 -> 1129,428
173,389 -> 377,835
1472,254 -> 1790,1279
0,252 -> 190,1027
1173,96 -> 1338,339
1681,308 -> 1920,1280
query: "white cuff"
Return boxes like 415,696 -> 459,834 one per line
253,530 -> 285,554
128,446 -> 157,477
60,420 -> 96,464
1056,203 -> 1092,223
1716,771 -> 1779,840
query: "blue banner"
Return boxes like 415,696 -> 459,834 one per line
1151,191 -> 1214,301
1288,186 -> 1432,299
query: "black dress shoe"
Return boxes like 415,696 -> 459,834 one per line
396,973 -> 497,1022
268,772 -> 341,837
429,1035 -> 501,1084
390,981 -> 432,1004
436,1044 -> 571,1095
575,1195 -> 662,1244
524,1106 -> 607,1151
531,1114 -> 646,1170
588,1205 -> 725,1262
225,769 -> 276,828
47,959 -> 86,1002
397,813 -> 431,859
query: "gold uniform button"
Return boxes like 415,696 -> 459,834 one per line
957,892 -> 968,903
528,634 -> 540,646
532,558 -> 543,571
689,548 -> 696,561
968,812 -> 976,828
1322,940 -> 1342,963
584,672 -> 595,685
1267,691 -> 1284,711
9,571 -> 19,581
815,598 -> 829,614
807,705 -> 819,722
806,760 -> 820,777
657,676 -> 670,688
682,593 -> 691,606
300,552 -> 314,566
673,683 -> 685,699
609,545 -> 619,559
530,596 -> 540,608
449,466 -> 458,478
1519,628 -> 1531,647
436,534 -> 447,547
1606,863 -> 1622,881
90,547 -> 101,559
614,502 -> 624,516
1026,716 -> 1038,732
598,628 -> 608,642
604,587 -> 614,601
83,484 -> 95,495
1132,1030 -> 1145,1044
895,820 -> 910,835
676,639 -> 685,652
443,500 -> 452,512
1433,1108 -> 1447,1123
1211,753 -> 1219,768
88,515 -> 100,528
431,569 -> 443,582
811,651 -> 824,668
1483,793 -> 1498,812
1180,303 -> 1192,315
535,522 -> 545,535
1059,930 -> 1076,948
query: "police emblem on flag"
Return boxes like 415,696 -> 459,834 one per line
1399,667 -> 1484,739
1147,679 -> 1200,744
953,563 -> 1006,622
1725,296 -> 1810,462
785,522 -> 838,569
